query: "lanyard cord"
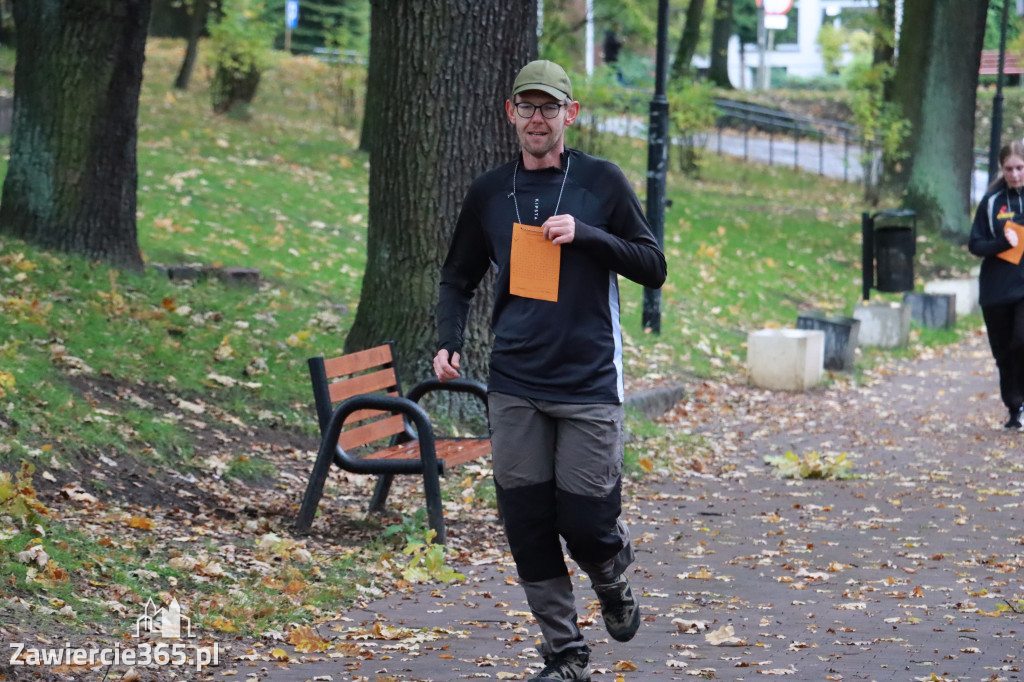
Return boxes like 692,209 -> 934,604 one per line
511,155 -> 571,225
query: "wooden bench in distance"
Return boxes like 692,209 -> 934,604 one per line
980,49 -> 1024,76
294,343 -> 490,544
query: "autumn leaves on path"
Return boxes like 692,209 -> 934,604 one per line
219,329 -> 1024,681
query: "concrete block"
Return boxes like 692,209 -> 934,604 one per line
924,278 -> 978,316
166,264 -> 210,282
747,329 -> 825,391
853,301 -> 911,348
903,292 -> 956,329
217,266 -> 261,287
796,311 -> 860,371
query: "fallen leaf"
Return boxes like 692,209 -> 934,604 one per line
287,625 -> 332,653
705,624 -> 747,646
126,515 -> 154,530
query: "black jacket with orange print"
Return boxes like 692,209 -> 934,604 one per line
969,183 -> 1024,307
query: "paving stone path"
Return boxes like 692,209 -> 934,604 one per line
218,329 -> 1024,682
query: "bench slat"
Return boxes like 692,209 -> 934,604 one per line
328,368 -> 398,403
345,406 -> 394,425
323,345 -> 393,378
362,438 -> 491,465
338,414 -> 406,450
436,440 -> 492,467
980,49 -> 1024,75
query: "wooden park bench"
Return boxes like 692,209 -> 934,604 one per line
980,49 -> 1024,77
294,343 -> 490,544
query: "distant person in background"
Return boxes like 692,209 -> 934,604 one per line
603,27 -> 623,83
969,139 -> 1024,430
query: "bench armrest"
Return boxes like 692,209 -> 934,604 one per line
321,394 -> 443,475
296,393 -> 446,538
406,377 -> 488,410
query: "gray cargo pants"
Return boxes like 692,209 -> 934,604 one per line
488,391 -> 634,656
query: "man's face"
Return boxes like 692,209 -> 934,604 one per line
505,90 -> 579,163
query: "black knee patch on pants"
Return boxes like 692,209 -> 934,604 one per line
557,482 -> 624,566
495,479 -> 568,583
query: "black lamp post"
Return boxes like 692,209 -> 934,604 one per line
989,0 -> 1011,184
642,0 -> 669,334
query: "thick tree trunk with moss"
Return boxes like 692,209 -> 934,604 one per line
0,0 -> 149,272
345,0 -> 536,411
670,0 -> 706,85
708,0 -> 734,88
889,0 -> 987,240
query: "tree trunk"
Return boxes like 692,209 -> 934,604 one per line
872,0 -> 896,70
0,0 -> 15,46
174,0 -> 211,90
0,0 -> 149,272
345,0 -> 536,408
889,0 -> 987,240
670,0 -> 706,85
708,0 -> 734,88
871,0 -> 897,109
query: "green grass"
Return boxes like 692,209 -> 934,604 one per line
223,454 -> 278,482
0,37 -> 987,638
0,41 -> 982,468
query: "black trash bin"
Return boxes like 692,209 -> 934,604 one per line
862,209 -> 916,299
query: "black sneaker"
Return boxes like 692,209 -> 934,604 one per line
1006,406 -> 1024,430
528,647 -> 591,681
593,573 -> 641,642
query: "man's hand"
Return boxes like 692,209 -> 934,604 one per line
1007,226 -> 1020,247
543,214 -> 576,245
433,349 -> 461,382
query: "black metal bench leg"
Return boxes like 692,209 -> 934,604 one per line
295,440 -> 336,533
422,464 -> 446,545
368,474 -> 395,513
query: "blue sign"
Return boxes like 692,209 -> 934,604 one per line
285,0 -> 299,29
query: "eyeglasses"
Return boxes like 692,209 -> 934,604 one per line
514,101 -> 567,119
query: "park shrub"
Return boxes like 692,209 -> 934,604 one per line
208,0 -> 275,117
567,67 -> 645,159
667,80 -> 717,176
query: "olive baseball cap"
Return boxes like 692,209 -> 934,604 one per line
511,60 -> 573,101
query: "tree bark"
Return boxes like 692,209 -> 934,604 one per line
872,0 -> 896,70
0,0 -> 149,272
0,0 -> 15,46
870,0 -> 897,107
889,0 -> 988,240
670,0 -> 706,85
174,0 -> 211,90
708,0 -> 734,88
345,0 -> 536,405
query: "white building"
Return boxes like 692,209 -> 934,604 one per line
727,0 -> 881,89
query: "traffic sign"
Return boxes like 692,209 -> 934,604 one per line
285,0 -> 299,29
757,0 -> 793,14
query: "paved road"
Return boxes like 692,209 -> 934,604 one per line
211,330 -> 1024,681
602,116 -> 990,202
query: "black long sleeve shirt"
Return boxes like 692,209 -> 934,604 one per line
969,183 -> 1024,307
437,148 -> 667,404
